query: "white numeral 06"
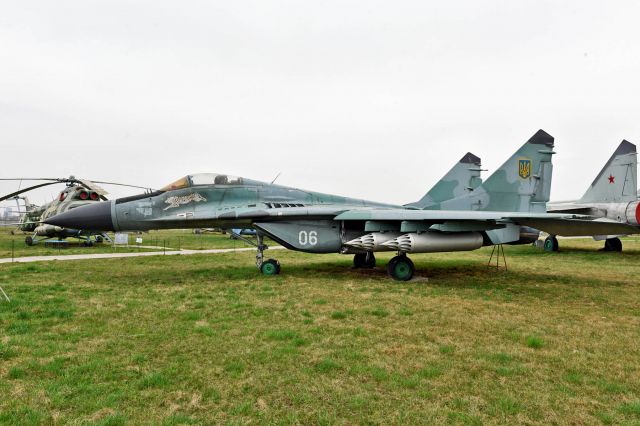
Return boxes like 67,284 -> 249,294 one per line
298,230 -> 318,245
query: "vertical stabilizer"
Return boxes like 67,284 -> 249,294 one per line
435,130 -> 555,212
406,152 -> 482,208
579,140 -> 637,203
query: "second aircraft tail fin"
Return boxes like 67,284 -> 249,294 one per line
579,140 -> 637,204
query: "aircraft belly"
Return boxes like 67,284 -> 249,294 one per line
254,220 -> 342,253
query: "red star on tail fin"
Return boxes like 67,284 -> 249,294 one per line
608,175 -> 615,184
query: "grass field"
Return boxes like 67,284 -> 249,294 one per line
0,228 -> 253,259
0,238 -> 639,424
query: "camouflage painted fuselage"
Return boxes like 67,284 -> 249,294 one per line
111,177 -> 397,233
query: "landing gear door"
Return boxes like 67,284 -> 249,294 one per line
254,220 -> 341,253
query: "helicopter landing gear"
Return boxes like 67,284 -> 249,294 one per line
543,235 -> 559,252
25,235 -> 34,246
387,254 -> 415,281
256,233 -> 280,275
603,237 -> 622,252
353,252 -> 376,269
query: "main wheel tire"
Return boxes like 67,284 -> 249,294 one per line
25,236 -> 34,246
603,237 -> 622,252
353,253 -> 376,269
543,236 -> 559,252
260,259 -> 281,276
95,236 -> 104,243
387,255 -> 415,281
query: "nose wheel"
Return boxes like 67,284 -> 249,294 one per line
387,255 -> 415,281
260,259 -> 281,275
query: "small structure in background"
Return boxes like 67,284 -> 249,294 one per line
114,232 -> 129,246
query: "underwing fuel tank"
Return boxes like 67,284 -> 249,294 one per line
382,231 -> 483,253
344,233 -> 402,252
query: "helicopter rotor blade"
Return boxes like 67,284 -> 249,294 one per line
89,180 -> 155,191
0,178 -> 66,182
0,177 -> 153,191
0,182 -> 61,202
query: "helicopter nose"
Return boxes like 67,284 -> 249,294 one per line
45,201 -> 114,231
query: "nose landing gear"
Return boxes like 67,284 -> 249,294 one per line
255,233 -> 281,276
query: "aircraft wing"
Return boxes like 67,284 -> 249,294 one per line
333,208 -> 639,237
333,209 -> 581,222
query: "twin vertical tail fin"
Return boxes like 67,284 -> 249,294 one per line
436,129 -> 556,213
406,152 -> 483,209
579,140 -> 637,204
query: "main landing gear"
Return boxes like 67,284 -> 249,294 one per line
543,235 -> 559,252
387,254 -> 415,281
256,233 -> 280,276
353,251 -> 414,281
353,252 -> 376,269
603,237 -> 622,252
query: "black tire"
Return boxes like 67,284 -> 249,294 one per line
387,255 -> 415,281
260,259 -> 281,276
603,238 -> 622,252
83,240 -> 94,247
95,236 -> 103,243
353,253 -> 376,269
543,236 -> 559,252
25,236 -> 34,246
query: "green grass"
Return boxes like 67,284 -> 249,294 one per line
0,237 -> 639,423
526,335 -> 544,349
0,227 -> 256,258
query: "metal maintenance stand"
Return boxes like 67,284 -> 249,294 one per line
487,244 -> 508,271
0,285 -> 10,302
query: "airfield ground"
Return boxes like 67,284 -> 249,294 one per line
0,232 -> 639,425
0,228 -> 251,259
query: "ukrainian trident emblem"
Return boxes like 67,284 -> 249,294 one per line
518,159 -> 532,179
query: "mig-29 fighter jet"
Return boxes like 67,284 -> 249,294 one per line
544,140 -> 639,252
45,130 -> 636,280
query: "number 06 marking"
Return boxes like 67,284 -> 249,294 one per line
299,230 -> 318,245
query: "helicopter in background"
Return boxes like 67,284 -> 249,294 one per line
0,176 -> 153,246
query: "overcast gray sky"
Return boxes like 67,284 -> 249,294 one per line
1,0 -> 639,207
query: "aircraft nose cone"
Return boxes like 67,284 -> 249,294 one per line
45,201 -> 114,231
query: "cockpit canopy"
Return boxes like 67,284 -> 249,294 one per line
161,173 -> 244,191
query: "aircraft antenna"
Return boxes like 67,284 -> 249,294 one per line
271,173 -> 282,184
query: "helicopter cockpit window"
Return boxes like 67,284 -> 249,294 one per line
161,176 -> 190,191
189,173 -> 243,186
